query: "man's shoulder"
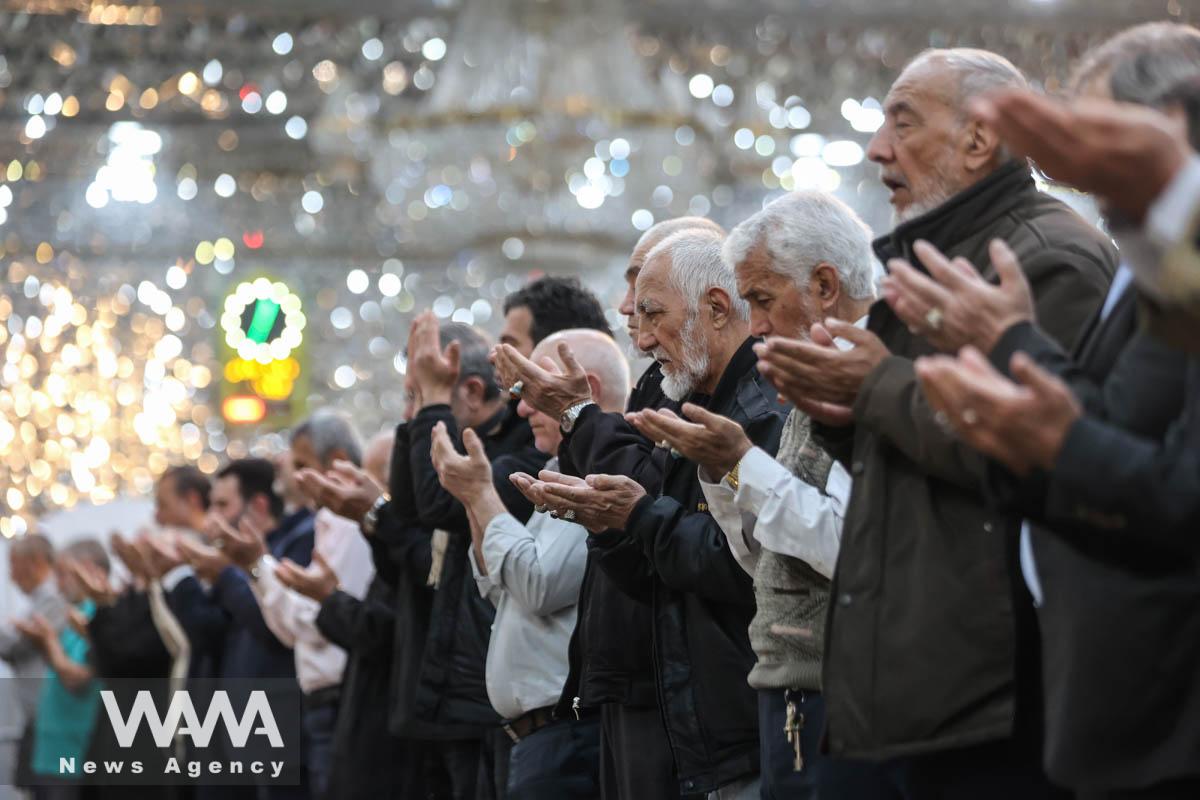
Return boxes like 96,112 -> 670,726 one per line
1010,191 -> 1119,269
731,365 -> 789,426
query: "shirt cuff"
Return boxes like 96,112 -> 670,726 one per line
469,540 -> 499,597
160,564 -> 195,592
733,446 -> 789,510
1147,154 -> 1200,249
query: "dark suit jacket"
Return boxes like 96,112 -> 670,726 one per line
987,284 -> 1199,791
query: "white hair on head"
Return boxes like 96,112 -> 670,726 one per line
723,190 -> 878,301
907,47 -> 1029,114
643,230 -> 749,321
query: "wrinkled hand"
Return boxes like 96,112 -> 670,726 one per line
296,460 -> 383,521
110,532 -> 151,583
973,89 -> 1191,224
177,536 -> 232,584
755,320 -> 887,426
274,551 -> 339,602
68,558 -> 117,606
915,346 -> 1082,475
883,238 -> 1034,355
508,471 -> 557,510
142,532 -> 185,578
430,422 -> 493,505
407,310 -> 461,407
490,341 -> 593,419
209,515 -> 267,569
536,471 -> 646,534
626,403 -> 750,476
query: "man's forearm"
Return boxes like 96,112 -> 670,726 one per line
463,486 -> 509,576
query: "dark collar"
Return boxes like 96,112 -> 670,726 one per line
873,160 -> 1034,264
475,400 -> 516,440
686,336 -> 759,413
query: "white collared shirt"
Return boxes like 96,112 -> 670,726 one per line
252,508 -> 374,694
700,447 -> 849,578
471,510 -> 588,721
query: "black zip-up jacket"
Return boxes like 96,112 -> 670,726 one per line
591,339 -> 788,795
378,403 -> 545,736
555,362 -> 675,717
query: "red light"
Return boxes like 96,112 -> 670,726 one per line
243,230 -> 264,249
238,84 -> 259,101
222,394 -> 267,424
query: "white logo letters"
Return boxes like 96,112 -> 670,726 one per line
101,690 -> 284,749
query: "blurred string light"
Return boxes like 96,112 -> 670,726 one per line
0,268 -> 211,538
85,122 -> 161,208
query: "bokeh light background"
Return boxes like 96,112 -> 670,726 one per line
1,0 -> 1196,535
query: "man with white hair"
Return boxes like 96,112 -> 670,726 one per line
755,47 -> 1116,795
525,229 -> 788,799
629,190 -> 877,798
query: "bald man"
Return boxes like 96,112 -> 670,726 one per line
431,328 -> 631,799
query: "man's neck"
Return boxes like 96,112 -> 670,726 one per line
836,298 -> 874,324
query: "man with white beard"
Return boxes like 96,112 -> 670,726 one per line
525,229 -> 788,799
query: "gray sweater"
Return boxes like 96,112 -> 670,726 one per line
747,409 -> 834,692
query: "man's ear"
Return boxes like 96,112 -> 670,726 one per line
811,263 -> 843,313
963,118 -> 1002,173
706,287 -> 733,330
459,375 -> 486,408
250,493 -> 270,518
585,373 -> 603,405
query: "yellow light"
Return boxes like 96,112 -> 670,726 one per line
139,88 -> 159,109
222,394 -> 267,424
61,96 -> 80,117
36,243 -> 53,264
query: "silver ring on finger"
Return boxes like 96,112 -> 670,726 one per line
508,380 -> 524,400
925,307 -> 944,331
562,509 -> 577,522
534,503 -> 548,514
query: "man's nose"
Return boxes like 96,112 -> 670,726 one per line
866,126 -> 892,164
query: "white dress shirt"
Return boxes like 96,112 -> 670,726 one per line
470,510 -> 588,721
700,448 -> 850,579
252,508 -> 374,694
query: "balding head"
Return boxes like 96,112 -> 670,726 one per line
363,430 -> 395,487
534,329 -> 631,413
518,329 -> 631,454
869,47 -> 1027,223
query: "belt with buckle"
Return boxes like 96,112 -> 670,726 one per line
501,705 -> 556,743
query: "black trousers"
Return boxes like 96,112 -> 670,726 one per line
506,717 -> 601,800
425,738 -> 481,800
758,688 -> 885,799
599,703 -> 678,800
819,737 -> 1069,800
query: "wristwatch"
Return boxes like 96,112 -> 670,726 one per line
723,459 -> 741,491
559,400 -> 595,434
248,556 -> 267,583
361,492 -> 391,536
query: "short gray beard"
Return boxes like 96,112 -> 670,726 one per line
658,311 -> 710,401
890,162 -> 963,226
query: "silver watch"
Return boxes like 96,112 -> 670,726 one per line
361,492 -> 391,535
560,400 -> 595,433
